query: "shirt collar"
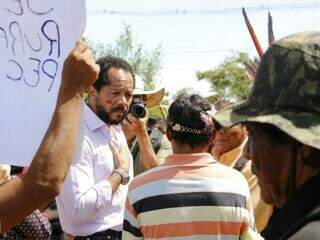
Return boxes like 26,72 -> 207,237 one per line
84,104 -> 106,132
164,153 -> 216,166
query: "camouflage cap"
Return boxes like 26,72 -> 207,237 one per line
213,31 -> 320,150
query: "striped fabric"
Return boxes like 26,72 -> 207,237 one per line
123,153 -> 256,240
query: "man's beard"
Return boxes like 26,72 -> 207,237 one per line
96,103 -> 127,125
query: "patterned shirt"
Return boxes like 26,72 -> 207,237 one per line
123,153 -> 256,240
0,210 -> 51,240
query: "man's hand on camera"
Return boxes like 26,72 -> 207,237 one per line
123,112 -> 149,138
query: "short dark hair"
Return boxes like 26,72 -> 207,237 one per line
93,56 -> 135,91
167,94 -> 214,148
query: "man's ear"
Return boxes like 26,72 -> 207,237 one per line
297,144 -> 317,166
88,86 -> 98,99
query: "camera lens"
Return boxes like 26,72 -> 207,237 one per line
129,97 -> 147,118
131,104 -> 146,118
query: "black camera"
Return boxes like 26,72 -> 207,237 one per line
129,97 -> 146,118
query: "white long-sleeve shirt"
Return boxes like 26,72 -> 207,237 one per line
56,105 -> 133,236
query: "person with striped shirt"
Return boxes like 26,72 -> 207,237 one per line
122,94 -> 260,240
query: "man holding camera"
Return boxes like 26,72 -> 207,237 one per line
122,76 -> 172,176
56,56 -> 134,240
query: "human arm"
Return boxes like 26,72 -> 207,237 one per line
154,134 -> 172,164
123,114 -> 162,169
0,42 -> 100,232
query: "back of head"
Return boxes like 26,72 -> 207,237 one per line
93,56 -> 135,91
167,94 -> 214,148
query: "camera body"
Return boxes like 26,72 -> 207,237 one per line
129,97 -> 146,118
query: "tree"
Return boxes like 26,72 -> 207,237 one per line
172,88 -> 193,99
196,52 -> 252,101
171,88 -> 217,105
88,25 -> 163,90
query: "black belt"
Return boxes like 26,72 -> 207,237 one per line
74,229 -> 122,240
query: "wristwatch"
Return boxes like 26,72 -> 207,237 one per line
113,168 -> 130,185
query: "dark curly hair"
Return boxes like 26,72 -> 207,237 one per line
93,56 -> 135,91
167,94 -> 215,148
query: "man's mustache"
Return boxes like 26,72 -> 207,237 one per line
111,105 -> 128,113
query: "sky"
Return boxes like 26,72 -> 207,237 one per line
84,0 -> 320,97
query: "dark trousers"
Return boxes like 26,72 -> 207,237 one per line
74,229 -> 122,240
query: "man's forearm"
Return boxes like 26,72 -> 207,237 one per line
0,42 -> 99,232
136,131 -> 161,169
0,91 -> 83,231
26,90 -> 84,195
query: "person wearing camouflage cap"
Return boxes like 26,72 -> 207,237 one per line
213,31 -> 320,239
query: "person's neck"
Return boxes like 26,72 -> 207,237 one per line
173,143 -> 208,154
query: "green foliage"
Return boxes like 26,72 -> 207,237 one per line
171,88 -> 217,105
172,88 -> 193,100
204,95 -> 218,104
197,52 -> 252,101
88,25 -> 163,91
148,105 -> 168,119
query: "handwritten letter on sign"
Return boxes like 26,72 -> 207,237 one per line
0,0 -> 86,166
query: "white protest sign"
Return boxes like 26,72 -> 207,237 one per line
0,0 -> 86,166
